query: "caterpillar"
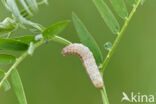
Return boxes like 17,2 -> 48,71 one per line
62,43 -> 104,89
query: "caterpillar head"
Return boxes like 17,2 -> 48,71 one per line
61,44 -> 73,56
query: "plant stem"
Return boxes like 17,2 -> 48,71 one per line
101,86 -> 110,104
0,36 -> 71,88
100,1 -> 141,104
0,52 -> 27,88
100,0 -> 141,72
53,36 -> 72,45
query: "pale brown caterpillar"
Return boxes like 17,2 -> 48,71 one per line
62,43 -> 104,89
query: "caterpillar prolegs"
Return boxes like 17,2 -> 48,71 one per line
62,43 -> 104,89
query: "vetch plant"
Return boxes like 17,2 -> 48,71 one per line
72,0 -> 145,104
0,0 -> 146,104
0,0 -> 71,104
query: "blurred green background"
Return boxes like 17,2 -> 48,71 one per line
0,0 -> 156,104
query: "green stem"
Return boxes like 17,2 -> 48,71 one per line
100,0 -> 141,72
100,1 -> 141,104
0,36 -> 71,88
53,36 -> 72,45
101,86 -> 110,104
0,52 -> 27,88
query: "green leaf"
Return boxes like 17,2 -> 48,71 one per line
18,0 -> 32,16
3,80 -> 11,91
72,13 -> 103,65
3,0 -> 23,22
11,69 -> 27,104
20,9 -> 31,19
20,0 -> 48,19
43,21 -> 69,40
22,19 -> 43,32
26,0 -> 38,12
125,0 -> 137,6
2,0 -> 43,31
14,36 -> 35,44
109,0 -> 128,19
0,70 -> 11,91
0,17 -> 17,35
0,38 -> 29,51
0,70 -> 5,79
0,54 -> 16,65
93,0 -> 120,34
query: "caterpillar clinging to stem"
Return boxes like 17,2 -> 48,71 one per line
62,43 -> 104,89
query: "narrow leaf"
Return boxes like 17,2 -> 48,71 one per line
18,0 -> 32,16
4,0 -> 24,22
26,0 -> 38,12
93,0 -> 120,34
2,0 -> 43,31
0,70 -> 5,78
1,0 -> 10,11
0,18 -> 17,35
11,69 -> 27,104
109,0 -> 128,19
0,70 -> 11,91
0,54 -> 16,65
3,80 -> 11,91
43,21 -> 69,40
125,0 -> 137,6
14,36 -> 35,44
72,13 -> 103,65
0,38 -> 29,51
20,9 -> 31,19
20,0 -> 48,19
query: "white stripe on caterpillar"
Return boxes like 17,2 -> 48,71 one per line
61,43 -> 104,89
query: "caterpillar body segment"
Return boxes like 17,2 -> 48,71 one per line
62,43 -> 104,89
